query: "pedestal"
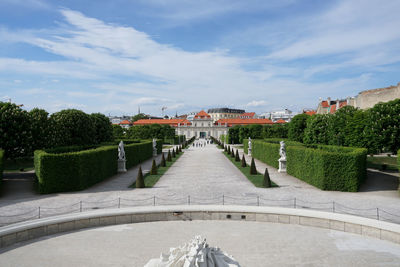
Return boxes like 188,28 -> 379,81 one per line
118,159 -> 127,173
278,158 -> 287,173
153,148 -> 157,157
248,148 -> 252,156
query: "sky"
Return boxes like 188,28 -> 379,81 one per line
0,0 -> 399,117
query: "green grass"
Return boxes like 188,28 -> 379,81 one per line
367,156 -> 398,171
4,157 -> 34,172
163,145 -> 173,149
223,151 -> 278,188
131,152 -> 183,188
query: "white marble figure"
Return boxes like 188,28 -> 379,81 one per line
152,138 -> 157,156
279,141 -> 286,160
248,137 -> 252,156
144,236 -> 241,267
118,141 -> 125,160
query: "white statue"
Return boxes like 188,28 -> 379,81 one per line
153,138 -> 157,149
248,137 -> 252,150
118,141 -> 125,160
144,236 -> 241,267
279,141 -> 286,160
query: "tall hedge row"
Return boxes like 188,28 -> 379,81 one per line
34,146 -> 118,194
0,149 -> 4,187
34,140 -> 159,194
287,145 -> 367,192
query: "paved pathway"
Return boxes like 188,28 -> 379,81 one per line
0,144 -> 400,225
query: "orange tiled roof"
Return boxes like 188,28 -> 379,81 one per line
239,112 -> 256,118
304,110 -> 316,115
339,101 -> 347,108
330,104 -> 336,114
133,119 -> 191,127
321,101 -> 329,108
275,119 -> 286,124
119,120 -> 132,125
215,118 -> 273,127
194,110 -> 211,119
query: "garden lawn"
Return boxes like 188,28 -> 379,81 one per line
131,152 -> 183,188
223,151 -> 277,188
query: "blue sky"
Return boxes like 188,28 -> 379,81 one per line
1,0 -> 399,117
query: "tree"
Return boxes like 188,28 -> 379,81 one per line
136,165 -> 145,188
131,113 -> 148,122
160,152 -> 166,167
288,113 -> 309,142
263,168 -> 271,187
112,124 -> 125,139
150,159 -> 157,175
241,154 -> 247,167
250,158 -> 257,175
29,108 -> 50,152
0,102 -> 32,159
303,114 -> 330,145
90,113 -> 113,143
50,109 -> 95,147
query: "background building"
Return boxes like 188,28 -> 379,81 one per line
207,108 -> 245,122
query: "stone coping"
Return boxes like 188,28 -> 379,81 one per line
1,205 -> 399,249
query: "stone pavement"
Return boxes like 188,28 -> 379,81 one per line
0,144 -> 400,225
1,221 -> 399,266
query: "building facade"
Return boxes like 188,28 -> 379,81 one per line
207,108 -> 245,122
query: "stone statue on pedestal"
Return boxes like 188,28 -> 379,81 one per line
278,141 -> 287,173
248,137 -> 252,156
152,138 -> 157,157
118,141 -> 127,172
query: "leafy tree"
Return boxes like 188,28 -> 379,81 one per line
131,113 -> 149,122
228,126 -> 240,144
368,99 -> 400,153
0,102 -> 32,159
345,109 -> 378,153
288,113 -> 309,142
262,124 -> 288,139
50,109 -> 95,147
90,113 -> 113,143
112,124 -> 125,139
303,114 -> 330,145
29,108 -> 50,152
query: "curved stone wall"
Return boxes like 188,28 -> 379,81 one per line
1,205 -> 399,248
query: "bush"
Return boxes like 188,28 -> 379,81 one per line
250,158 -> 257,174
136,166 -> 145,188
235,149 -> 240,162
241,154 -> 246,167
264,168 -> 271,188
34,145 -> 117,194
172,148 -> 176,158
288,113 -> 309,142
90,113 -> 113,144
150,159 -> 157,175
161,152 -> 166,167
34,140 -> 155,194
167,150 -> 172,161
0,149 -> 4,187
287,144 -> 367,191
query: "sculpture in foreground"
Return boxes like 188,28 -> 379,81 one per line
117,140 -> 127,172
144,236 -> 241,267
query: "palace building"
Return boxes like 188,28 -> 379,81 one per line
134,110 -> 279,140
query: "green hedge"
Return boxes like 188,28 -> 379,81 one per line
0,149 -> 4,187
34,140 -> 158,194
35,145 -> 117,194
244,139 -> 302,169
164,135 -> 185,145
287,145 -> 367,192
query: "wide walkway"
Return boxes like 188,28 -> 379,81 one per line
0,144 -> 400,225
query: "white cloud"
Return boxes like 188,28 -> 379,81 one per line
246,100 -> 267,107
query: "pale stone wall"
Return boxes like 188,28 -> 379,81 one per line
355,83 -> 400,109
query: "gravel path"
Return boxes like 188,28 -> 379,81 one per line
0,144 -> 399,225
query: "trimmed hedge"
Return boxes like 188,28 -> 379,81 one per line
287,145 -> 367,192
164,135 -> 186,145
35,145 -> 117,194
0,149 -> 4,187
34,140 -> 158,194
244,138 -> 366,192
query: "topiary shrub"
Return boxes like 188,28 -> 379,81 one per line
167,150 -> 172,161
235,149 -> 240,162
161,152 -> 166,167
136,165 -> 145,188
172,148 -> 176,158
241,154 -> 247,167
0,149 -> 3,188
231,147 -> 235,158
250,158 -> 257,174
264,168 -> 271,188
150,159 -> 157,175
